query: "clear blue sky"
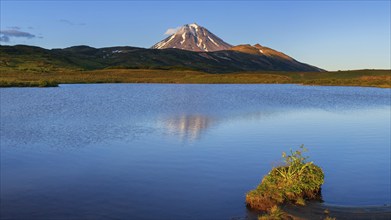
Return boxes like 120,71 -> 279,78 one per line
1,0 -> 390,71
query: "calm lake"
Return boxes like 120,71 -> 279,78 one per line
1,84 -> 390,219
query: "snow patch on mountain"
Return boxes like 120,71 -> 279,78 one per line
180,33 -> 186,44
207,36 -> 219,46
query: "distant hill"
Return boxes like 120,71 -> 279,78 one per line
229,44 -> 321,72
0,23 -> 326,73
231,44 -> 293,60
0,44 -> 323,73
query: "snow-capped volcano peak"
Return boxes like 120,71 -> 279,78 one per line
188,23 -> 199,28
178,23 -> 199,36
186,23 -> 200,31
151,23 -> 232,52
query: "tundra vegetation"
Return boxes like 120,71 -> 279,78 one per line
1,45 -> 389,88
0,69 -> 390,88
246,146 -> 325,219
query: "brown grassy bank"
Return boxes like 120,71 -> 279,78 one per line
0,69 -> 390,88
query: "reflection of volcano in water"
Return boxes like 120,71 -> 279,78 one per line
163,115 -> 215,141
161,111 -> 278,141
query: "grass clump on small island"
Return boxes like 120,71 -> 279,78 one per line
246,145 -> 324,215
258,205 -> 287,220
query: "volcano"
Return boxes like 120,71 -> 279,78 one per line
151,23 -> 232,52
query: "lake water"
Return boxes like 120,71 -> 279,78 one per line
1,84 -> 390,219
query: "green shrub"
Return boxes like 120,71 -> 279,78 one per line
295,197 -> 306,206
258,205 -> 286,220
246,145 -> 324,211
38,80 -> 58,87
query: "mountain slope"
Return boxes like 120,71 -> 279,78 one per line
230,44 -> 322,72
0,45 -> 324,73
231,44 -> 292,60
151,23 -> 232,52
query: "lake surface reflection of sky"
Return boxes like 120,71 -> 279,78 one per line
1,84 -> 390,219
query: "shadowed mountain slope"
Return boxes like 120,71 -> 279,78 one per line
0,44 -> 323,73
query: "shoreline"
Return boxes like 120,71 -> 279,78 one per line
282,202 -> 391,220
242,202 -> 391,220
1,69 -> 390,88
1,82 -> 390,89
243,202 -> 391,220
